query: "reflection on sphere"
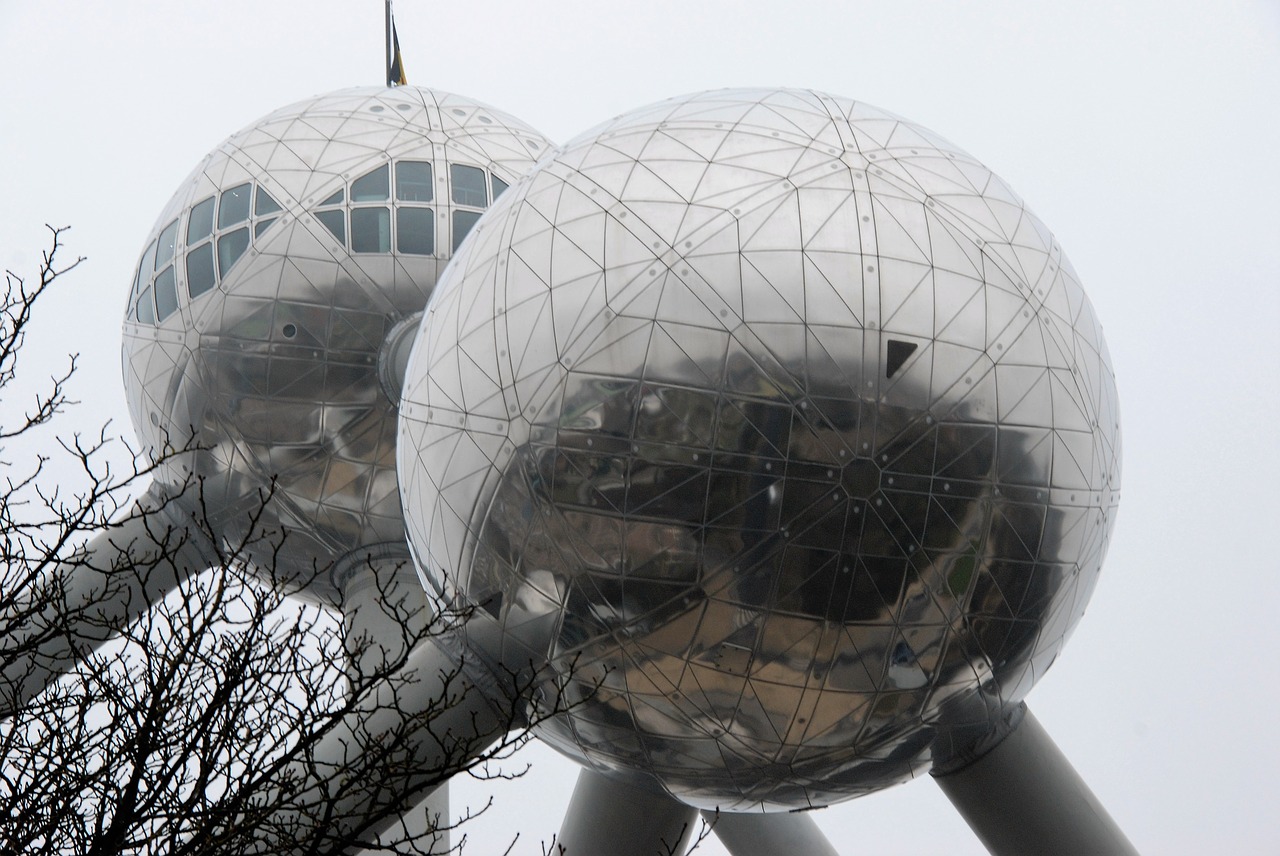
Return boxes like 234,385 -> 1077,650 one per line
399,88 -> 1121,809
121,87 -> 551,603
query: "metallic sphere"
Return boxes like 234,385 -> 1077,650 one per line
122,86 -> 552,604
398,88 -> 1121,810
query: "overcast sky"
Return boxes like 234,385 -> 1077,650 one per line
2,1 -> 1278,853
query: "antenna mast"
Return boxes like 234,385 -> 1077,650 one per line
384,1 -> 392,87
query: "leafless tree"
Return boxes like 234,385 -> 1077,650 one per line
0,228 -> 565,856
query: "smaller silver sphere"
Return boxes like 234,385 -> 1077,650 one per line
122,86 -> 551,603
401,87 -> 1121,810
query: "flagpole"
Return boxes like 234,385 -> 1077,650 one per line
384,0 -> 393,87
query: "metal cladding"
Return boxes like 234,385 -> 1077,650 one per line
399,89 -> 1122,809
122,86 -> 552,604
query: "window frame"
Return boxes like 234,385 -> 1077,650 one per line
129,182 -> 285,326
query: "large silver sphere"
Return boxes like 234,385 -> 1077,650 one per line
398,88 -> 1121,809
122,86 -> 551,604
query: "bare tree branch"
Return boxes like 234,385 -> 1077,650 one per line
0,224 -> 82,444
0,229 -> 582,856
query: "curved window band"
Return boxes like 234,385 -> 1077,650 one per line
131,163 -> 517,324
131,162 -> 520,325
130,181 -> 280,325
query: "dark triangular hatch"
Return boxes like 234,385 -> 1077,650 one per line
886,339 -> 918,379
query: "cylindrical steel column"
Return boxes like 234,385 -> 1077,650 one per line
264,624 -> 514,854
557,769 -> 699,856
933,706 -> 1139,855
1,496 -> 210,717
707,809 -> 840,856
341,555 -> 451,855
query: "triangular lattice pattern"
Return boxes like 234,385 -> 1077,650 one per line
399,89 -> 1121,810
121,86 -> 552,603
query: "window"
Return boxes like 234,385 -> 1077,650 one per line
217,228 -> 250,276
303,160 -> 503,260
314,182 -> 346,243
448,164 -> 492,252
136,286 -> 155,324
397,207 -> 434,255
155,219 -> 179,269
352,164 -> 389,202
133,240 -> 157,297
128,240 -> 157,322
492,174 -> 510,200
348,164 -> 392,253
352,207 -> 391,253
451,165 -> 487,207
218,183 -> 252,228
255,187 -> 282,216
316,209 -> 345,243
186,243 -> 216,299
130,181 -> 280,326
184,199 -> 216,302
396,161 -> 433,201
154,266 -> 178,322
187,197 -> 215,242
452,210 -> 482,252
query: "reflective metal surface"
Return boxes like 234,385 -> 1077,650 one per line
935,705 -> 1139,856
399,88 -> 1122,810
122,86 -> 552,603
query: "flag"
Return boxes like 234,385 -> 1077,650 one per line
387,20 -> 407,86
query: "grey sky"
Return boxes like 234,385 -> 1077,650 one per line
1,1 -> 1277,852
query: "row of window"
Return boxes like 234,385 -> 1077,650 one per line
129,181 -> 281,324
312,161 -> 509,256
128,160 -> 509,326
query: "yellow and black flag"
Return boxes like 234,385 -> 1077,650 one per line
386,3 -> 407,87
